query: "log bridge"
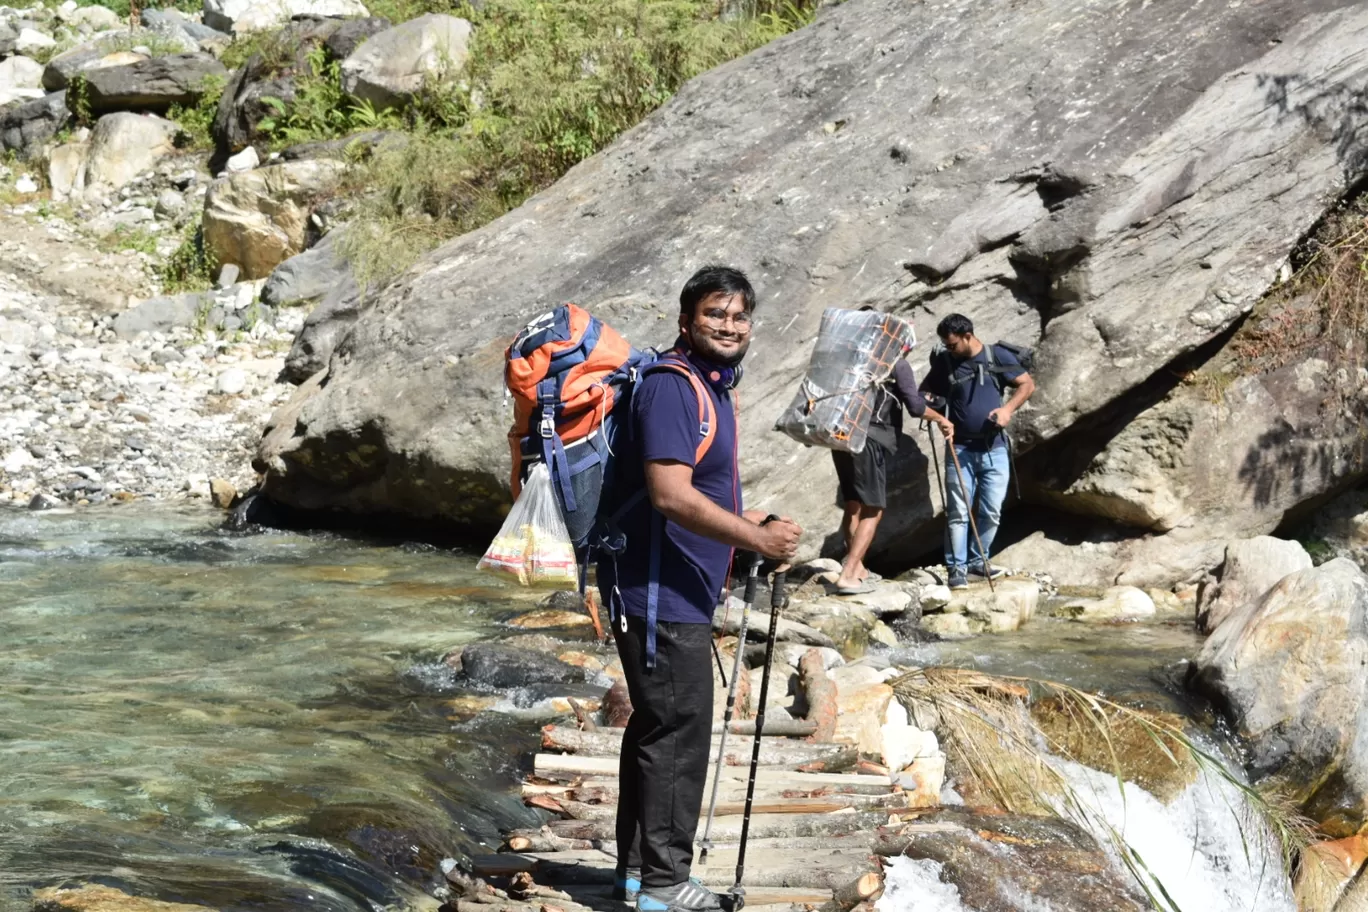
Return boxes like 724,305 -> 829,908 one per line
462,722 -> 936,912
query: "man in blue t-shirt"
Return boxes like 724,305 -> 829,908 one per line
598,266 -> 801,912
919,313 -> 1036,590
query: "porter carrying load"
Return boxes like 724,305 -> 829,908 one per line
774,307 -> 917,453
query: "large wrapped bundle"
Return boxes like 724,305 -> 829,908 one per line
775,308 -> 916,453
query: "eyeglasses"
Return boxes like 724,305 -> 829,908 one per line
699,308 -> 753,332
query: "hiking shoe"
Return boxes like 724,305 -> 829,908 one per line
947,568 -> 969,590
969,564 -> 1006,581
637,879 -> 723,912
614,869 -> 642,902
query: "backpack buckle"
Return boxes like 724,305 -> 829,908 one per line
540,404 -> 554,439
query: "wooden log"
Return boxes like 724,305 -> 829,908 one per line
534,753 -> 889,787
539,725 -> 855,768
800,649 -> 839,743
501,833 -> 596,853
715,719 -> 816,737
820,871 -> 884,912
603,679 -> 632,728
545,791 -> 906,822
548,809 -> 898,843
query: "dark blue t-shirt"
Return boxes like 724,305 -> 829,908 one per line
596,352 -> 739,625
920,344 -> 1024,452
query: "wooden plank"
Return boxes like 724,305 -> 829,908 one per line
547,809 -> 902,843
540,726 -> 855,769
534,754 -> 891,787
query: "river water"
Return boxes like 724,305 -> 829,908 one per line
0,505 -> 1288,912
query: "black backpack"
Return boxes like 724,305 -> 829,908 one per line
931,340 -> 1033,403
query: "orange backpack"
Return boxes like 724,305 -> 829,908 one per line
506,304 -> 717,547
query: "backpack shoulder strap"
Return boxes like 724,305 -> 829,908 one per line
643,357 -> 718,464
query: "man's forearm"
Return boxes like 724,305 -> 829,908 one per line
652,485 -> 767,552
1004,376 -> 1035,412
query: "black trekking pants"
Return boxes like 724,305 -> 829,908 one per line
613,615 -> 715,889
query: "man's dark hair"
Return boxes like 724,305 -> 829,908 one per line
680,265 -> 756,318
937,313 -> 974,340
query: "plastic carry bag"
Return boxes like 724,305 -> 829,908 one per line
775,308 -> 916,453
478,463 -> 579,586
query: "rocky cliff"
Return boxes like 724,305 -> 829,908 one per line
255,0 -> 1368,573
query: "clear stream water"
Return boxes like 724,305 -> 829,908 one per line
0,505 -> 1288,912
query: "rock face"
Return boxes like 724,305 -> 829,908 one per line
202,159 -> 347,280
81,113 -> 179,197
0,91 -> 68,158
83,54 -> 229,114
204,0 -> 369,34
255,0 -> 1368,549
339,13 -> 471,110
1193,559 -> 1368,831
1195,536 -> 1313,634
43,44 -> 150,92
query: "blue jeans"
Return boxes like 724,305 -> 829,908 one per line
943,444 -> 1010,572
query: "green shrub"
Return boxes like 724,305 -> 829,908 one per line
336,0 -> 817,283
99,225 -> 160,256
257,47 -> 403,147
159,217 -> 219,294
167,74 -> 228,150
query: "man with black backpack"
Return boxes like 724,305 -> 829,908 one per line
598,265 -> 802,912
919,313 -> 1036,590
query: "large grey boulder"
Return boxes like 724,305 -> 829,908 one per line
81,112 -> 179,197
261,229 -> 353,307
339,13 -> 471,110
255,0 -> 1368,543
83,53 -> 228,114
202,159 -> 347,280
43,44 -> 148,92
263,232 -> 363,383
0,91 -> 69,158
112,291 -> 213,338
203,0 -> 368,34
1195,536 -> 1314,634
0,55 -> 44,91
1192,559 -> 1368,829
142,7 -> 230,44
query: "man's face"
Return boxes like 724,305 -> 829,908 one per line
942,332 -> 973,358
682,292 -> 752,367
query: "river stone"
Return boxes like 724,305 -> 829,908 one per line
1193,559 -> 1368,831
324,15 -> 390,60
339,13 -> 471,110
112,291 -> 211,338
205,0 -> 369,34
82,112 -> 178,196
887,809 -> 1149,911
456,642 -> 585,689
0,55 -> 43,92
33,884 -> 215,912
69,5 -> 122,31
262,229 -> 353,308
936,578 -> 1037,633
202,159 -> 347,280
252,0 -> 1368,551
15,28 -> 55,56
47,140 -> 89,201
83,53 -> 228,114
0,91 -> 69,158
1057,585 -> 1156,621
143,8 -> 230,44
1196,536 -> 1313,634
507,609 -> 593,630
42,43 -> 144,92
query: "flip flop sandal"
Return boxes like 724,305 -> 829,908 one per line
834,581 -> 878,596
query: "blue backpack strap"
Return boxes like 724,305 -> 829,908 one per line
644,509 -> 666,668
537,378 -> 577,512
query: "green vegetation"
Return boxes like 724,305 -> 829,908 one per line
256,47 -> 402,146
99,224 -> 161,256
168,74 -> 228,149
1233,191 -> 1368,376
67,75 -> 93,127
322,0 -> 820,285
100,29 -> 195,57
159,217 -> 219,294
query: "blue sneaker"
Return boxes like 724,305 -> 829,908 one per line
614,869 -> 641,902
947,568 -> 969,590
637,879 -> 722,912
968,564 -> 1006,581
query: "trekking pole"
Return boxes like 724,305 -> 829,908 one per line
711,585 -> 731,686
699,551 -> 764,865
925,422 -> 945,513
943,438 -> 996,593
731,561 -> 788,911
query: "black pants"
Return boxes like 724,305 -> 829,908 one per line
614,616 -> 715,889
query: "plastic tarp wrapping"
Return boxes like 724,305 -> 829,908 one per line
775,308 -> 916,453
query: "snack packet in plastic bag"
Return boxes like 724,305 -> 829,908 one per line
775,308 -> 916,453
478,463 -> 579,586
